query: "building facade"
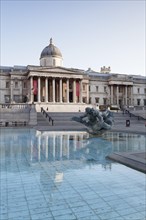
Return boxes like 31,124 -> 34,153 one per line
0,39 -> 146,111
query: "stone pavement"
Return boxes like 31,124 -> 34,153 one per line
111,112 -> 146,135
108,112 -> 146,173
107,151 -> 146,174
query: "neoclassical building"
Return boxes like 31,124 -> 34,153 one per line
0,38 -> 146,111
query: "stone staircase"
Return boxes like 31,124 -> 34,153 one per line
36,112 -> 87,131
36,111 -> 145,133
37,112 -> 51,126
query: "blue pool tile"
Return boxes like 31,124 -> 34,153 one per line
123,212 -> 145,220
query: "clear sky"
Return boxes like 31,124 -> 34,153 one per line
1,0 -> 145,76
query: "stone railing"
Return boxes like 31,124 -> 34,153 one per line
0,104 -> 37,126
0,104 -> 31,112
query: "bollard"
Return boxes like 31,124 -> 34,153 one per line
126,119 -> 130,127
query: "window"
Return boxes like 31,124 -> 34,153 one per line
15,81 -> 18,88
23,82 -> 27,88
144,88 -> 146,94
137,88 -> 140,94
89,86 -> 90,92
96,86 -> 98,92
103,98 -> 107,105
83,84 -> 86,91
104,86 -> 107,93
89,97 -> 91,104
5,95 -> 10,103
137,99 -> 140,105
6,82 -> 10,88
95,97 -> 99,103
14,95 -> 21,103
83,97 -> 86,103
144,99 -> 146,106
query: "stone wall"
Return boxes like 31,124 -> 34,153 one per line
0,104 -> 37,126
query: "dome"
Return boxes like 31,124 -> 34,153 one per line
40,38 -> 62,59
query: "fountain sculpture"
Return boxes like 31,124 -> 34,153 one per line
74,107 -> 114,134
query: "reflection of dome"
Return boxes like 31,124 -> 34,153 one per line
40,38 -> 63,67
40,38 -> 62,59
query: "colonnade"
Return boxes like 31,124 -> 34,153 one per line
110,85 -> 133,106
30,76 -> 83,103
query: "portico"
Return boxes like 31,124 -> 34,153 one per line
109,82 -> 133,107
28,66 -> 88,105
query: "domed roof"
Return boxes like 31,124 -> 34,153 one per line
40,38 -> 62,59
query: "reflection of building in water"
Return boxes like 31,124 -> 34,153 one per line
31,131 -> 89,162
0,129 -> 145,174
0,128 -> 33,172
102,132 -> 146,152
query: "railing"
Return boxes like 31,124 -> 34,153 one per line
0,121 -> 28,127
122,106 -> 146,120
41,107 -> 54,126
0,103 -> 31,112
0,103 -> 37,127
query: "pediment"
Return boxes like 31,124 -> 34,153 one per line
28,66 -> 84,75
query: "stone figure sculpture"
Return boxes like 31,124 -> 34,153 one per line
76,107 -> 114,134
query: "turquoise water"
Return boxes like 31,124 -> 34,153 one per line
0,129 -> 145,220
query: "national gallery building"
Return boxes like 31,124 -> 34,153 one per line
0,39 -> 146,111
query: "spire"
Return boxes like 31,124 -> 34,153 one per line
50,38 -> 53,44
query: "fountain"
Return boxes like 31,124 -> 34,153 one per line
73,107 -> 114,134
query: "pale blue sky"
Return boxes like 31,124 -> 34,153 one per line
1,0 -> 145,76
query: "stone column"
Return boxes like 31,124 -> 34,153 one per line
111,85 -> 113,105
79,80 -> 83,103
53,78 -> 55,103
73,79 -> 76,103
116,85 -> 119,105
45,77 -> 48,102
86,83 -> 89,104
56,80 -> 59,102
48,80 -> 51,102
67,78 -> 69,103
125,86 -> 127,106
60,78 -> 62,103
38,77 -> 41,102
10,80 -> 13,103
30,76 -> 34,103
